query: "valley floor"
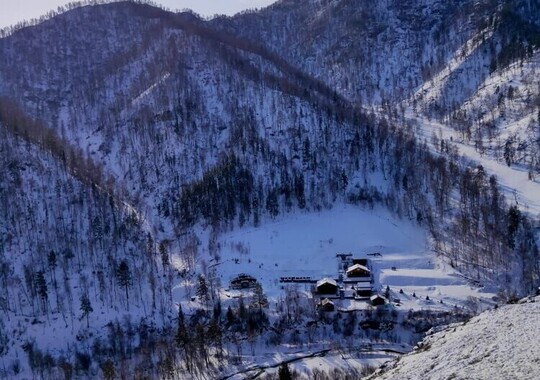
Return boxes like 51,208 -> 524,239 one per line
171,204 -> 497,378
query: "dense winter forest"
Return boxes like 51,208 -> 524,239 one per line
0,0 -> 539,378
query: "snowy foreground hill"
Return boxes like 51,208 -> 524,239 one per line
369,297 -> 540,380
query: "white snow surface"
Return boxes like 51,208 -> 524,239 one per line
178,204 -> 497,312
370,297 -> 540,380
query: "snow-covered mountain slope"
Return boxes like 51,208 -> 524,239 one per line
219,0 -> 540,175
0,1 -> 359,232
0,120 -> 175,377
403,0 -> 540,176
369,297 -> 540,380
215,0 -> 485,105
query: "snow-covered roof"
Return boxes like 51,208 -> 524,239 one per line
321,298 -> 334,306
346,263 -> 370,273
354,283 -> 372,289
316,277 -> 337,288
370,294 -> 386,301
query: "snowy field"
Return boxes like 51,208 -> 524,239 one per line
175,204 -> 497,315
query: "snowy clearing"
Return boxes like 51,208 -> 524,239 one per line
175,204 -> 497,314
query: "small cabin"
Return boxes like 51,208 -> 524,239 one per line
319,298 -> 335,312
370,294 -> 387,306
346,264 -> 371,278
230,273 -> 257,289
316,278 -> 338,295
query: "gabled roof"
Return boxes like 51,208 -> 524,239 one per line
321,298 -> 334,306
370,294 -> 386,301
346,263 -> 370,273
316,277 -> 337,288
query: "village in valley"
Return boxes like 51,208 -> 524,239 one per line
169,206 -> 498,377
207,205 -> 495,314
230,253 -> 386,313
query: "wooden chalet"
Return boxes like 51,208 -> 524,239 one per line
370,294 -> 387,306
316,278 -> 338,295
230,273 -> 257,289
319,298 -> 335,312
346,263 -> 371,278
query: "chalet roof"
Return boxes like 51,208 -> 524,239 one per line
346,264 -> 370,273
370,294 -> 386,301
321,298 -> 334,306
316,277 -> 337,288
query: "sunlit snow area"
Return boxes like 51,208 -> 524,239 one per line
211,205 -> 495,307
370,296 -> 540,380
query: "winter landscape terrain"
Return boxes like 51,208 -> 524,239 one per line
369,296 -> 540,380
0,0 -> 539,379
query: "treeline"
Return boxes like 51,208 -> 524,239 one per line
0,97 -> 116,198
489,0 -> 540,73
175,156 -> 255,227
0,0 -> 171,38
172,153 -> 308,229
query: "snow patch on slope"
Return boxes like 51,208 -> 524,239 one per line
411,27 -> 494,107
407,110 -> 540,216
370,298 -> 540,380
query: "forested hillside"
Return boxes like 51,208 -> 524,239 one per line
0,111 -> 175,378
216,0 -> 540,174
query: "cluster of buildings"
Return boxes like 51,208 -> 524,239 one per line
314,253 -> 384,311
230,252 -> 387,312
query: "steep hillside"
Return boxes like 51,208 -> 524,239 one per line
0,119 -> 175,378
215,0 -> 493,105
218,0 -> 540,175
369,297 -> 540,380
0,1 -> 359,232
